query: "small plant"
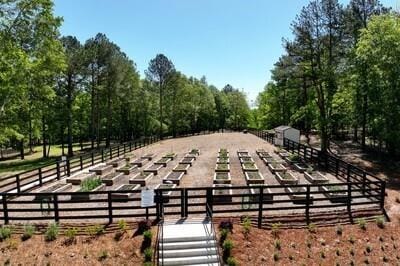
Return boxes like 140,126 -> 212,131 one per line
350,248 -> 354,256
0,226 -> 12,241
144,248 -> 153,262
365,245 -> 372,253
142,230 -> 153,249
98,250 -> 108,261
227,256 -> 238,266
274,239 -> 281,250
383,256 -> 388,262
273,252 -> 280,261
379,236 -> 384,242
118,219 -> 128,232
223,239 -> 234,261
320,251 -> 326,259
349,236 -> 355,244
306,167 -> 314,174
6,239 -> 18,250
219,219 -> 233,232
306,240 -> 312,248
21,224 -> 35,241
64,227 -> 78,244
335,249 -> 340,256
357,218 -> 366,230
289,254 -> 294,261
220,228 -> 229,244
308,223 -> 316,233
79,177 -> 102,192
364,258 -> 370,264
44,222 -> 59,241
375,216 -> 385,228
86,224 -> 104,236
336,225 -> 343,235
271,222 -> 281,238
242,216 -> 251,238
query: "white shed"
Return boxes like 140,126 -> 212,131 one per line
274,126 -> 300,146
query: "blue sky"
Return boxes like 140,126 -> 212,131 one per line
54,0 -> 397,104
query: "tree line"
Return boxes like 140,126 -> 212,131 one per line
0,0 -> 250,159
253,0 -> 400,156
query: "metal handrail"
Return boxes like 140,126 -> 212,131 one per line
205,212 -> 222,266
156,218 -> 164,266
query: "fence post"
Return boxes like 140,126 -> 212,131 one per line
134,141 -> 137,149
101,149 -> 104,162
107,191 -> 113,224
336,159 -> 339,177
66,158 -> 71,176
184,189 -> 189,217
180,188 -> 185,218
155,190 -> 160,220
346,164 -> 351,183
56,162 -> 61,180
347,182 -> 352,222
206,188 -> 213,218
117,146 -> 120,157
305,185 -> 310,225
80,156 -> 83,170
362,172 -> 366,194
129,142 -> 132,152
258,187 -> 264,228
16,174 -> 21,193
38,168 -> 43,186
123,144 -> 126,154
109,146 -> 112,159
91,152 -> 94,165
2,194 -> 9,224
53,194 -> 59,222
380,181 -> 386,210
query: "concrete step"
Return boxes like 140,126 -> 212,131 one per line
161,247 -> 218,258
162,235 -> 214,243
159,255 -> 220,266
161,240 -> 217,250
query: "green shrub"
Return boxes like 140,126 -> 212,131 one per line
273,252 -> 279,261
223,239 -> 234,261
86,224 -> 104,236
21,224 -> 35,241
65,227 -> 78,244
271,222 -> 281,238
307,223 -> 316,233
45,223 -> 59,241
375,216 -> 385,228
144,248 -> 153,262
141,230 -> 153,251
0,226 -> 12,241
220,228 -> 229,244
118,219 -> 128,232
242,216 -> 251,237
98,250 -> 108,261
336,225 -> 343,235
227,256 -> 238,266
356,218 -> 366,230
274,239 -> 281,250
79,177 -> 102,192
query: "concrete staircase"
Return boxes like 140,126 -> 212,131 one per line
158,219 -> 220,266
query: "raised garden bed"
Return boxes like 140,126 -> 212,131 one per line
155,183 -> 176,196
106,158 -> 125,168
245,172 -> 265,185
239,157 -> 255,164
304,171 -> 329,184
163,171 -> 185,185
188,149 -> 200,156
278,151 -> 292,158
256,148 -> 266,155
101,172 -> 124,186
154,157 -> 172,167
293,162 -> 309,173
179,157 -> 195,166
215,163 -> 230,173
124,154 -> 136,162
163,152 -> 177,160
285,154 -> 301,164
218,148 -> 228,154
129,172 -> 154,186
172,163 -> 190,174
319,185 -> 348,202
141,153 -> 154,161
184,153 -> 197,160
212,184 -> 232,203
111,184 -> 140,201
268,163 -> 287,173
66,172 -> 96,185
71,177 -> 105,201
258,151 -> 273,158
131,158 -> 148,167
237,151 -> 251,158
116,163 -> 138,175
263,157 -> 285,165
285,186 -> 313,204
275,171 -> 298,185
34,183 -> 72,201
213,172 -> 231,184
89,165 -> 113,176
216,157 -> 230,164
143,164 -> 163,175
248,184 -> 273,203
242,162 -> 259,172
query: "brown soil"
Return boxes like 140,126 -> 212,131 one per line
218,219 -> 400,265
0,224 -> 156,266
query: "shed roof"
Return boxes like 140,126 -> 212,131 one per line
274,125 -> 292,131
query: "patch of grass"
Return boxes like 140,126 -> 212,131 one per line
223,239 -> 234,262
21,224 -> 35,241
144,248 -> 153,262
5,239 -> 18,250
336,225 -> 343,235
0,226 -> 12,241
227,256 -> 238,266
271,222 -> 281,238
79,177 -> 102,192
273,252 -> 280,261
307,223 -> 316,233
375,216 -> 385,228
98,250 -> 108,261
64,227 -> 78,244
44,223 -> 59,242
356,218 -> 366,230
86,224 -> 104,237
274,239 -> 281,250
242,216 -> 251,238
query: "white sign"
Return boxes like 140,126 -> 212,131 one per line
141,189 -> 155,207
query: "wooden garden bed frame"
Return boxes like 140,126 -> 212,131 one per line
143,164 -> 163,175
66,172 -> 97,185
163,171 -> 185,185
111,184 -> 140,200
89,165 -> 113,176
213,172 -> 232,184
129,172 -> 154,186
101,172 -> 124,186
275,171 -> 298,185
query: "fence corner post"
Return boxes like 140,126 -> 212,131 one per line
305,185 -> 310,225
2,194 -> 9,225
107,191 -> 113,224
258,187 -> 264,228
53,194 -> 59,222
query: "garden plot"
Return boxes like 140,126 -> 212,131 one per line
318,184 -> 348,203
241,162 -> 259,172
293,162 -> 310,172
304,169 -> 329,184
212,184 -> 232,203
248,184 -> 273,202
268,162 -> 287,173
143,164 -> 163,175
154,157 -> 172,167
163,171 -> 185,185
101,172 -> 124,186
172,163 -> 190,174
215,163 -> 230,173
284,186 -> 312,204
275,171 -> 298,185
88,164 -> 113,176
34,182 -> 72,201
131,158 -> 148,167
106,158 -> 125,168
124,153 -> 136,163
66,172 -> 96,185
262,157 -> 285,165
239,157 -> 255,164
116,163 -> 138,175
213,172 -> 231,184
129,172 -> 154,186
163,152 -> 177,161
71,176 -> 106,201
141,153 -> 154,160
179,157 -> 195,166
111,184 -> 140,200
244,171 -> 265,185
155,183 -> 177,196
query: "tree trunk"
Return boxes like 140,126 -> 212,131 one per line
90,69 -> 95,150
20,139 -> 24,160
361,94 -> 367,150
159,81 -> 163,140
42,115 -> 47,158
67,75 -> 74,157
